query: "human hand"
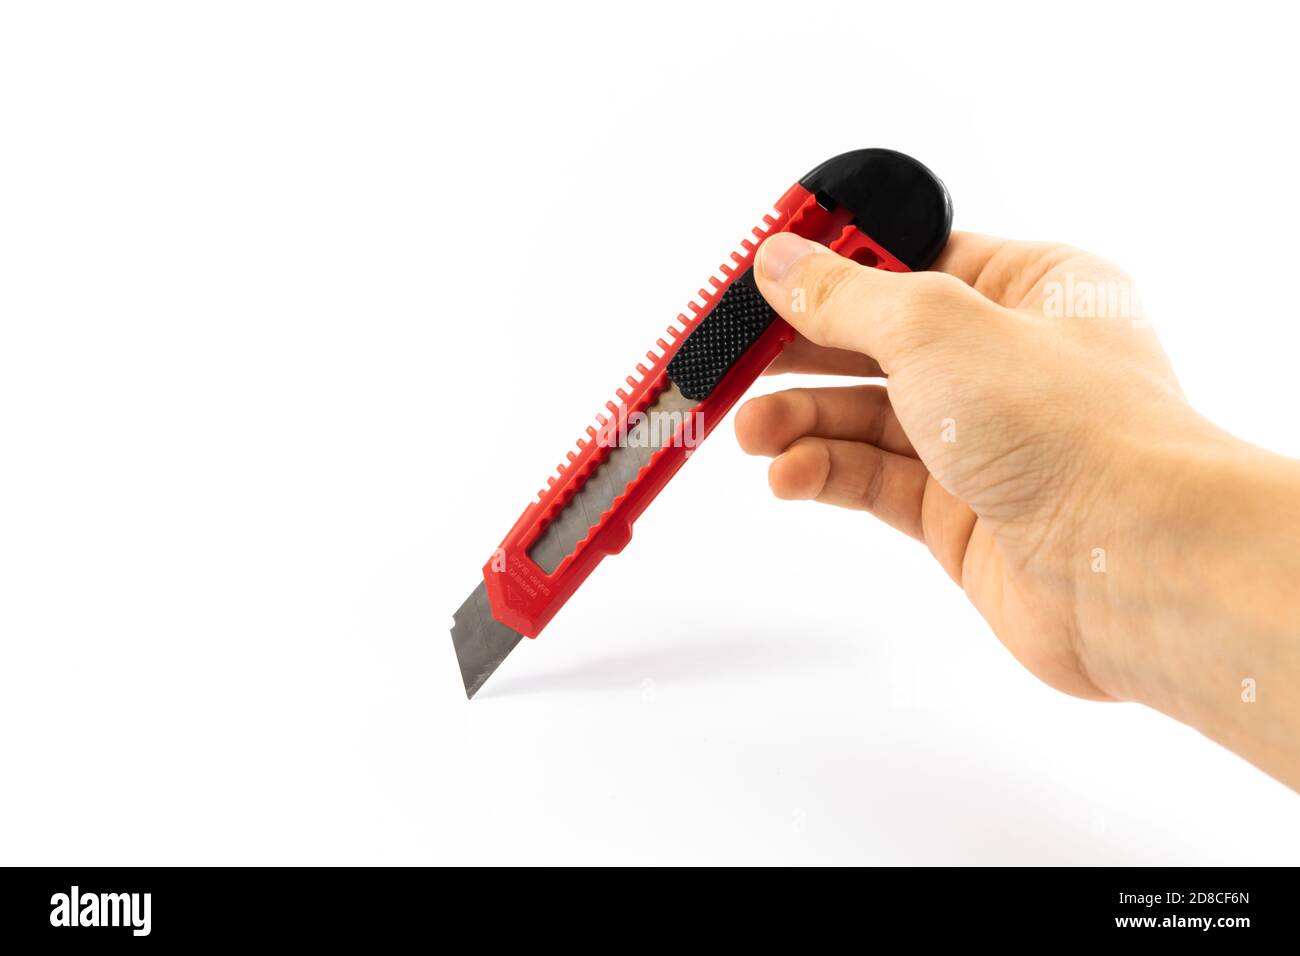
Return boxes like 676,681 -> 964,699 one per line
738,231 -> 1300,790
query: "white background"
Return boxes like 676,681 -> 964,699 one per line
2,1 -> 1297,865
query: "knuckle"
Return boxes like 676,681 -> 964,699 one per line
786,388 -> 819,433
862,388 -> 890,446
856,447 -> 887,512
907,271 -> 971,314
800,259 -> 862,324
916,270 -> 969,299
888,272 -> 977,355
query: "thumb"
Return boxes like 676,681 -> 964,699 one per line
754,232 -> 982,374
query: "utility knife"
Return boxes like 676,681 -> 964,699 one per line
451,148 -> 952,697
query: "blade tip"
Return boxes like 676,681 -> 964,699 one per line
449,581 -> 523,700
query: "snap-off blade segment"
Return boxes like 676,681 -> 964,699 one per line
450,581 -> 524,698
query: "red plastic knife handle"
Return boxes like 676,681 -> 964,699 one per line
481,181 -> 912,638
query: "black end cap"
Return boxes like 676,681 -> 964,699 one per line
799,148 -> 952,271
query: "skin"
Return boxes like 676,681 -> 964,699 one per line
739,231 -> 1300,792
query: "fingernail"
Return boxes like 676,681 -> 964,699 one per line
757,233 -> 822,283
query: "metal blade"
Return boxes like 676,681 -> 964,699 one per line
450,383 -> 698,698
529,383 -> 697,573
450,580 -> 524,698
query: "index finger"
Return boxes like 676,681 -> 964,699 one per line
763,334 -> 885,378
930,230 -> 1014,286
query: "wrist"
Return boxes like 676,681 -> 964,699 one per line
1081,427 -> 1300,786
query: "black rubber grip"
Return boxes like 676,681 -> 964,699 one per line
665,269 -> 775,401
